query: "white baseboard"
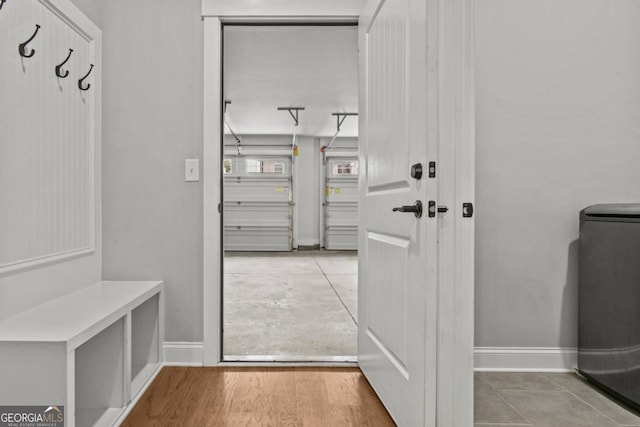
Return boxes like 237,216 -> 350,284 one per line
163,341 -> 204,366
474,347 -> 578,372
161,342 -> 577,372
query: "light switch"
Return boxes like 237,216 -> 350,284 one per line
185,159 -> 199,182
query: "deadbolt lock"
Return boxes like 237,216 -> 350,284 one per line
411,163 -> 423,180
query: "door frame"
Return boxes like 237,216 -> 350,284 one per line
202,0 -> 474,422
202,0 -> 363,367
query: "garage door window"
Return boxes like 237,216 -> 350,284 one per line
331,160 -> 359,176
246,159 -> 287,175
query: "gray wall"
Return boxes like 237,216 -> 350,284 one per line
67,0 -> 640,349
475,0 -> 640,348
98,0 -> 204,342
70,0 -> 101,26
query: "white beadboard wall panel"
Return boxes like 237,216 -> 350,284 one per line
0,0 -> 101,322
0,0 -> 97,273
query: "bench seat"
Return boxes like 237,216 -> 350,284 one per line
0,280 -> 164,427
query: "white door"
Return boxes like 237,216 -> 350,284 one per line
358,0 -> 438,425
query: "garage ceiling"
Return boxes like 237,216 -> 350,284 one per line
223,26 -> 359,138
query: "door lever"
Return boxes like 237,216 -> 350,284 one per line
392,200 -> 423,218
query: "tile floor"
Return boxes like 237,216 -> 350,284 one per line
476,372 -> 640,426
223,250 -> 358,360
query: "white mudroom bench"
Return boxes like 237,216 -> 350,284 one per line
0,281 -> 164,427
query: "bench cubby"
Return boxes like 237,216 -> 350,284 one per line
0,281 -> 164,427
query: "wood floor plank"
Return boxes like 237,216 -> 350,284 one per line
123,367 -> 395,427
295,375 -> 332,427
324,369 -> 363,406
190,369 -> 240,427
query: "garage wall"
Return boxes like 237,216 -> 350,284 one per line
223,135 -> 357,248
296,137 -> 321,247
476,0 -> 640,351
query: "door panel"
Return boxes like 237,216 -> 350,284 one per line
366,232 -> 409,369
366,0 -> 410,191
223,155 -> 293,251
358,0 -> 437,425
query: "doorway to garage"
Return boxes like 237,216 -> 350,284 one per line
221,24 -> 359,362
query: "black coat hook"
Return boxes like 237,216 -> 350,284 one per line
0,0 -> 7,11
19,24 -> 41,58
55,49 -> 73,78
78,64 -> 94,91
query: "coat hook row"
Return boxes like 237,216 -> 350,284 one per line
55,48 -> 73,78
78,64 -> 93,91
19,24 -> 41,58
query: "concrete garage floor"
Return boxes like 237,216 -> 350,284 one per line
223,251 -> 358,361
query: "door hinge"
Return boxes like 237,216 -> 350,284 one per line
463,202 -> 474,218
428,161 -> 436,178
218,203 -> 222,213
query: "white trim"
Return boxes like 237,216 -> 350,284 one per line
474,347 -> 578,373
202,0 -> 365,18
220,17 -> 360,24
39,0 -> 100,39
0,248 -> 95,277
163,342 -> 205,366
435,0 -> 476,425
203,17 -> 223,366
159,343 -> 582,371
202,7 -> 366,367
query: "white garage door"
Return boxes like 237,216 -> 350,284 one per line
324,157 -> 359,250
224,156 -> 293,251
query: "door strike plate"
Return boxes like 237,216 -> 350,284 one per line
428,201 -> 436,218
463,202 -> 474,218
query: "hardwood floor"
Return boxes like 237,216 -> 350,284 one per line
122,367 -> 396,427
